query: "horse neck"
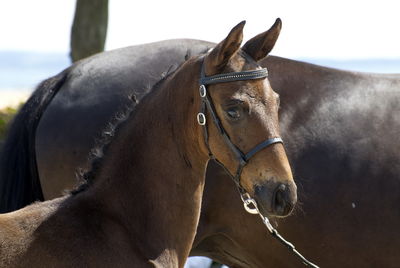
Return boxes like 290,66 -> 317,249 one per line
85,58 -> 208,265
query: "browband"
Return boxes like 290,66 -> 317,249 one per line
200,68 -> 269,85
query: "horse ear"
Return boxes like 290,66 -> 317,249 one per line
242,18 -> 282,61
204,21 -> 245,75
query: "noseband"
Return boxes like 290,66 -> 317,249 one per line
197,59 -> 283,188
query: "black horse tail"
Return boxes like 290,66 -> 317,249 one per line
0,69 -> 69,213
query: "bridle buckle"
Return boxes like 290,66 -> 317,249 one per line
197,113 -> 206,125
199,85 -> 207,97
240,192 -> 259,214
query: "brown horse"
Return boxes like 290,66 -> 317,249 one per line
0,21 -> 297,267
4,25 -> 399,268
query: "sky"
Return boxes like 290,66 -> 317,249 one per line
1,0 -> 400,59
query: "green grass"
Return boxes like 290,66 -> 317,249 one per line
0,105 -> 20,141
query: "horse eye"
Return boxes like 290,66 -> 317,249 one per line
226,107 -> 241,120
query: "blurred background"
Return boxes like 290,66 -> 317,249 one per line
1,0 -> 400,267
1,0 -> 400,109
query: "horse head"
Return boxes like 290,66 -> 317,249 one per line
199,19 -> 296,217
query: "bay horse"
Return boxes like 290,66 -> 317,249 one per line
2,28 -> 400,268
0,21 -> 297,267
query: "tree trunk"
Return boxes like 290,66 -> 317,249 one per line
70,0 -> 108,62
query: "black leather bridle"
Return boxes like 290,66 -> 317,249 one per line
196,58 -> 319,268
197,58 -> 283,188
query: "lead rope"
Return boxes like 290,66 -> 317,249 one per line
240,191 -> 320,268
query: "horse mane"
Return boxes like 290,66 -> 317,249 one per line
71,48 -> 259,195
71,103 -> 135,195
71,60 -> 191,195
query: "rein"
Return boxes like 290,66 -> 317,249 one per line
240,193 -> 319,268
197,58 -> 319,268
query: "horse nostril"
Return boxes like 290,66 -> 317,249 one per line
273,184 -> 293,216
253,182 -> 296,217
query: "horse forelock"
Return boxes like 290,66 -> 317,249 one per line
215,50 -> 261,74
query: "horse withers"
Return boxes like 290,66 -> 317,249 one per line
0,21 -> 296,267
